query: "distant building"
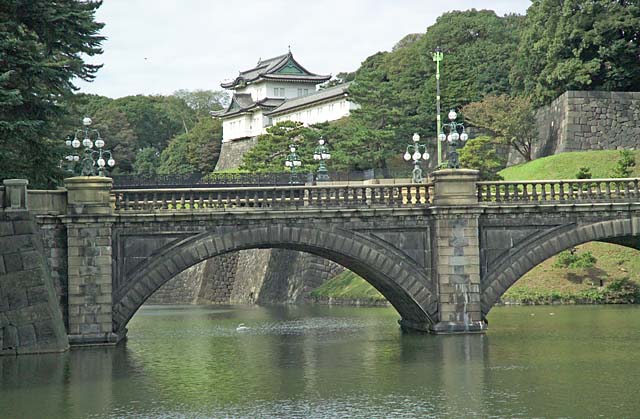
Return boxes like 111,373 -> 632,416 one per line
214,51 -> 358,144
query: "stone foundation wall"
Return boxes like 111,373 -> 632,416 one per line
0,211 -> 68,355
214,138 -> 258,171
145,263 -> 204,304
197,253 -> 238,303
530,91 -> 640,163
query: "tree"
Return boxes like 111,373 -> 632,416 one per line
458,136 -> 506,180
158,117 -> 223,175
461,94 -> 538,161
173,89 -> 229,116
110,95 -> 196,152
0,0 -> 105,186
575,167 -> 592,179
240,121 -> 313,173
612,150 -> 636,178
512,0 -> 640,105
133,147 -> 160,177
347,10 -> 523,168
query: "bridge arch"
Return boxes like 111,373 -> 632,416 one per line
113,225 -> 437,334
482,218 -> 638,315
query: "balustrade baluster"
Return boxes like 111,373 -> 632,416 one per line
623,181 -> 630,199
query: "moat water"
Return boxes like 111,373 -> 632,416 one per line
2,304 -> 640,419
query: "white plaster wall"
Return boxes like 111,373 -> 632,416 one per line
271,98 -> 358,126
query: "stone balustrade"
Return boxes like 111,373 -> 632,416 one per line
477,178 -> 640,204
112,183 -> 433,212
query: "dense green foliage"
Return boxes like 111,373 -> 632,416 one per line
554,249 -> 597,269
461,94 -> 537,161
158,117 -> 223,175
0,0 -> 104,186
344,10 -> 522,169
458,136 -> 506,180
64,91 -> 225,176
612,150 -> 637,178
512,0 -> 640,105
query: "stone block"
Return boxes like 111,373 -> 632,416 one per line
3,253 -> 23,273
0,222 -> 14,236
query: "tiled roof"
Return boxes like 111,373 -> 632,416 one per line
221,52 -> 330,89
216,94 -> 285,118
265,83 -> 351,116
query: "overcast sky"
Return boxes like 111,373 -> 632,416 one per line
76,0 -> 532,98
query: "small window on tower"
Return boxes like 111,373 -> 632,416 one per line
297,88 -> 302,96
279,88 -> 285,96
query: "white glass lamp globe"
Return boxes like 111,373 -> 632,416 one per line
404,152 -> 411,161
460,132 -> 469,142
293,160 -> 302,167
74,155 -> 80,162
321,153 -> 330,160
82,117 -> 92,126
447,134 -> 453,143
65,139 -> 72,147
451,132 -> 460,142
422,152 -> 430,160
319,139 -> 325,145
412,133 -> 420,142
314,153 -> 321,160
438,133 -> 447,142
290,146 -> 296,153
448,110 -> 457,121
285,161 -> 292,167
107,158 -> 115,167
72,139 -> 81,148
95,139 -> 105,148
97,158 -> 106,167
412,151 -> 421,161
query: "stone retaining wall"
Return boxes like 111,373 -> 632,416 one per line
532,91 -> 640,162
0,211 -> 68,355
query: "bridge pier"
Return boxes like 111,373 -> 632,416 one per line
64,177 -> 123,346
429,170 -> 486,334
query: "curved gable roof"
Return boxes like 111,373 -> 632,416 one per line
221,52 -> 330,89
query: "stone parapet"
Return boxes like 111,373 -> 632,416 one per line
432,169 -> 479,206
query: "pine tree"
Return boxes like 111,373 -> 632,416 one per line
0,0 -> 105,186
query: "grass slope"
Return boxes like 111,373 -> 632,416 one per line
500,150 -> 640,180
310,270 -> 385,301
312,150 -> 640,304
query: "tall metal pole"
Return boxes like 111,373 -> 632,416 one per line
433,47 -> 443,166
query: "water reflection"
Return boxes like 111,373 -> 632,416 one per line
1,305 -> 640,418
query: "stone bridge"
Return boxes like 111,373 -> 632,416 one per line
5,170 -> 640,345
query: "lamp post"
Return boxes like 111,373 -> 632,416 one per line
432,46 -> 444,166
313,137 -> 331,182
403,132 -> 430,183
284,144 -> 302,183
64,117 -> 115,176
437,110 -> 469,169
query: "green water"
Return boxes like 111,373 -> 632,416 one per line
1,304 -> 640,418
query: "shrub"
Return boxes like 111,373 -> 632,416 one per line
554,249 -> 597,269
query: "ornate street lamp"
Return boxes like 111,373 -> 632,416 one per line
64,117 -> 115,176
432,46 -> 444,166
438,110 -> 469,169
313,137 -> 331,181
284,144 -> 302,183
403,132 -> 430,183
